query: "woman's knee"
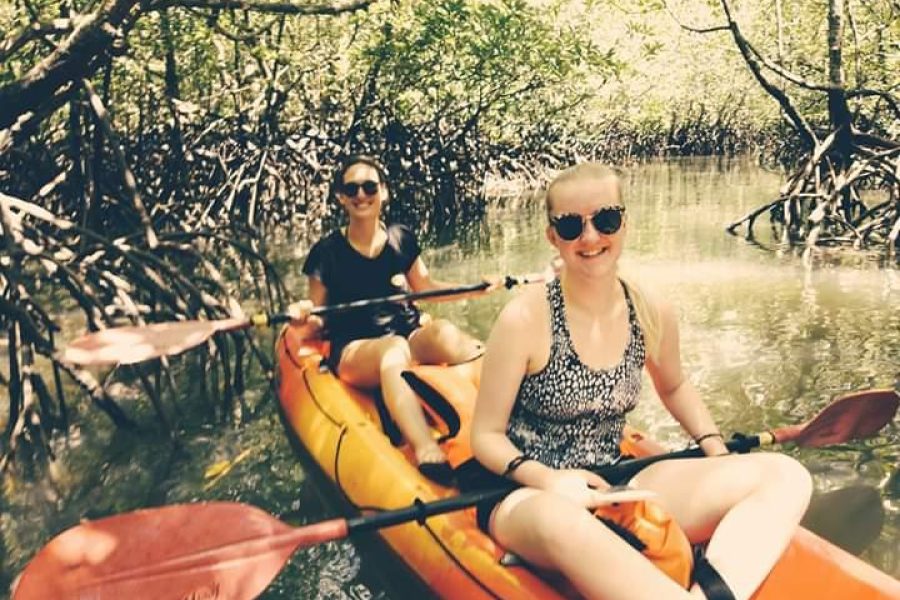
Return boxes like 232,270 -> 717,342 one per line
756,452 -> 813,498
414,319 -> 458,346
377,335 -> 413,371
496,492 -> 598,556
411,319 -> 481,364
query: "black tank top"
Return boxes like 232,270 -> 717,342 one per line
302,223 -> 422,345
506,278 -> 646,469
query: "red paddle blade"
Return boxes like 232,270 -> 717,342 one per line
777,389 -> 900,447
57,318 -> 248,366
12,502 -> 348,600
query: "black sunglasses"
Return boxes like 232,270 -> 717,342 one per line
339,180 -> 380,197
549,206 -> 626,241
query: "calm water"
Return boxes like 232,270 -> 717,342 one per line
2,157 -> 898,598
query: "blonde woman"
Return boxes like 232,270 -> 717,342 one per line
470,163 -> 812,600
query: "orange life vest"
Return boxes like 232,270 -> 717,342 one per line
593,499 -> 693,588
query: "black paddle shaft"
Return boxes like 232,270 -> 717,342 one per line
347,485 -> 515,535
593,434 -> 762,482
269,276 -> 526,326
343,435 -> 762,535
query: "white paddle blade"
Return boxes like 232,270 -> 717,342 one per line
57,319 -> 249,366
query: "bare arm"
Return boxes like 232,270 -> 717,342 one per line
646,300 -> 729,456
405,257 -> 500,301
471,297 -> 554,486
307,276 -> 327,306
287,276 -> 326,333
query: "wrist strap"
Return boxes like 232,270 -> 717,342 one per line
502,454 -> 532,478
694,432 -> 724,445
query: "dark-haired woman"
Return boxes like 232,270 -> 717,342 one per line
291,155 -> 499,482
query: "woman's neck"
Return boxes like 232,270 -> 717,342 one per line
344,218 -> 386,257
560,269 -> 621,315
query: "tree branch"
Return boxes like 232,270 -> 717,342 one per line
82,79 -> 159,249
743,39 -> 831,92
717,0 -> 817,148
662,1 -> 729,33
0,0 -> 141,130
852,130 -> 900,150
154,0 -> 376,15
0,19 -> 76,63
847,88 -> 900,120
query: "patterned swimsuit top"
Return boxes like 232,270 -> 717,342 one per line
506,278 -> 646,470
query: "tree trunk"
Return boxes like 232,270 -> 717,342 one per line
827,0 -> 853,218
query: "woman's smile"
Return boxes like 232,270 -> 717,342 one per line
575,246 -> 610,259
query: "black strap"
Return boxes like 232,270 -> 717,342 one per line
502,454 -> 532,477
371,389 -> 405,446
692,551 -> 737,600
400,370 -> 462,440
596,517 -> 647,553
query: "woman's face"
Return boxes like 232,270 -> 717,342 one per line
336,163 -> 387,221
545,175 -> 626,278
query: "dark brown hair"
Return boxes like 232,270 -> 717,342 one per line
331,154 -> 390,198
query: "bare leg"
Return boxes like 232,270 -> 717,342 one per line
631,452 -> 812,600
408,318 -> 483,365
338,335 -> 445,464
491,489 -> 695,600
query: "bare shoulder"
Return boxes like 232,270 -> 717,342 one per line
653,294 -> 678,324
486,284 -> 548,358
494,283 -> 547,331
625,278 -> 677,324
482,284 -> 548,379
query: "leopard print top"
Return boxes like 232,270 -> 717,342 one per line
506,277 -> 645,469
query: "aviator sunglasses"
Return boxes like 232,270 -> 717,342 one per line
549,206 -> 626,241
339,179 -> 380,197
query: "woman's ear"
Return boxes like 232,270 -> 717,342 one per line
545,225 -> 557,247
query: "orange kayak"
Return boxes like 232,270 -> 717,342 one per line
277,326 -> 900,599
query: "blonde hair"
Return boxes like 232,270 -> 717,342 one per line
618,275 -> 662,362
545,162 -> 662,360
545,163 -> 622,217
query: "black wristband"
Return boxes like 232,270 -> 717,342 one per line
502,454 -> 532,478
694,432 -> 725,445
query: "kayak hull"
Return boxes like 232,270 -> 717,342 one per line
277,326 -> 900,600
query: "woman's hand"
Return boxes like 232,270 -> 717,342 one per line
542,468 -> 612,509
481,275 -> 505,294
287,300 -> 314,323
